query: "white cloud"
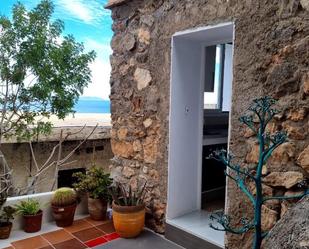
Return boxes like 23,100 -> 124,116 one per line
54,0 -> 109,26
81,38 -> 112,99
84,38 -> 112,59
83,58 -> 111,100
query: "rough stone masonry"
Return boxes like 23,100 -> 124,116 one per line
106,0 -> 309,248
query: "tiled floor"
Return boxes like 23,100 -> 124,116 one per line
5,218 -> 120,249
94,230 -> 184,249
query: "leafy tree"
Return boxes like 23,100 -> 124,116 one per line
0,0 -> 96,195
209,97 -> 309,249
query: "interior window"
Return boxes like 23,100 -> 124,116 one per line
204,43 -> 232,111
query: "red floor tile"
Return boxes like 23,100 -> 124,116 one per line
12,236 -> 50,249
42,229 -> 74,244
53,238 -> 87,249
73,227 -> 105,242
85,237 -> 108,248
64,219 -> 92,233
103,232 -> 120,241
96,222 -> 115,234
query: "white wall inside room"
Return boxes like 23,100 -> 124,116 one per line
167,22 -> 234,220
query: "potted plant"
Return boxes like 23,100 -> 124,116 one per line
51,187 -> 78,227
73,167 -> 112,221
109,181 -> 147,238
15,198 -> 42,233
0,195 -> 16,239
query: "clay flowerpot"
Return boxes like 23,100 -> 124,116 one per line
0,222 -> 12,239
23,210 -> 43,233
52,203 -> 77,227
88,197 -> 107,221
112,202 -> 145,238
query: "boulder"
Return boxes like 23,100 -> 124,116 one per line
134,68 -> 152,90
263,172 -> 304,189
297,145 -> 309,173
263,196 -> 309,249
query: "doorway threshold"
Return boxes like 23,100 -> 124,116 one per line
166,210 -> 224,249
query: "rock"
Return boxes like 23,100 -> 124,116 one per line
143,136 -> 158,164
280,200 -> 292,218
149,169 -> 159,181
297,145 -> 309,173
119,64 -> 130,76
246,140 -> 259,163
123,166 -> 135,178
300,0 -> 309,11
243,127 -> 255,138
248,181 -> 274,197
111,129 -> 117,139
133,140 -> 142,152
117,127 -> 128,140
303,74 -> 309,95
140,15 -> 154,27
138,28 -> 151,45
264,196 -> 309,249
123,33 -> 136,51
261,205 -> 278,232
134,68 -> 152,90
143,118 -> 153,128
111,140 -> 134,159
287,108 -> 307,121
269,142 -> 296,164
263,172 -> 304,189
282,122 -> 306,140
262,165 -> 268,176
142,166 -> 148,174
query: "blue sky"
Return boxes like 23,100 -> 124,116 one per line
0,0 -> 113,100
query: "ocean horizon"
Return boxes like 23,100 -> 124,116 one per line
74,97 -> 110,114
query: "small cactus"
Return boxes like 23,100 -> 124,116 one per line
51,188 -> 77,207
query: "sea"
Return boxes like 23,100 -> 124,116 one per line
74,97 -> 110,113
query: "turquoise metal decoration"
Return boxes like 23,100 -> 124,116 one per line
209,96 -> 309,249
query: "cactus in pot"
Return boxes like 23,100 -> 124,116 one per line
51,188 -> 78,227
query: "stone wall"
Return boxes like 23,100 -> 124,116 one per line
2,136 -> 113,194
107,0 -> 309,247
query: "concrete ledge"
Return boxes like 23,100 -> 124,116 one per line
6,192 -> 88,231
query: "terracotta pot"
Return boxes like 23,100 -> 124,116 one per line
0,222 -> 12,239
23,210 -> 43,233
112,202 -> 145,238
88,197 -> 107,221
52,203 -> 77,227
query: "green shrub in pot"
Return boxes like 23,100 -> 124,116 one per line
15,198 -> 42,233
51,187 -> 78,227
73,167 -> 112,220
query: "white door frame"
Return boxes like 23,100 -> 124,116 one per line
167,22 -> 234,220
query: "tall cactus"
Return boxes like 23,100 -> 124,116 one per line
209,97 -> 309,249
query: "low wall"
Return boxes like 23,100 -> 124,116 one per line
6,192 -> 88,231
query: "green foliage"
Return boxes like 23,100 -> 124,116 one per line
51,187 -> 77,207
109,181 -> 147,206
0,0 -> 96,140
0,194 -> 15,224
15,198 -> 41,215
73,167 -> 112,200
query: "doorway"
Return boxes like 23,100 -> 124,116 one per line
166,23 -> 234,248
